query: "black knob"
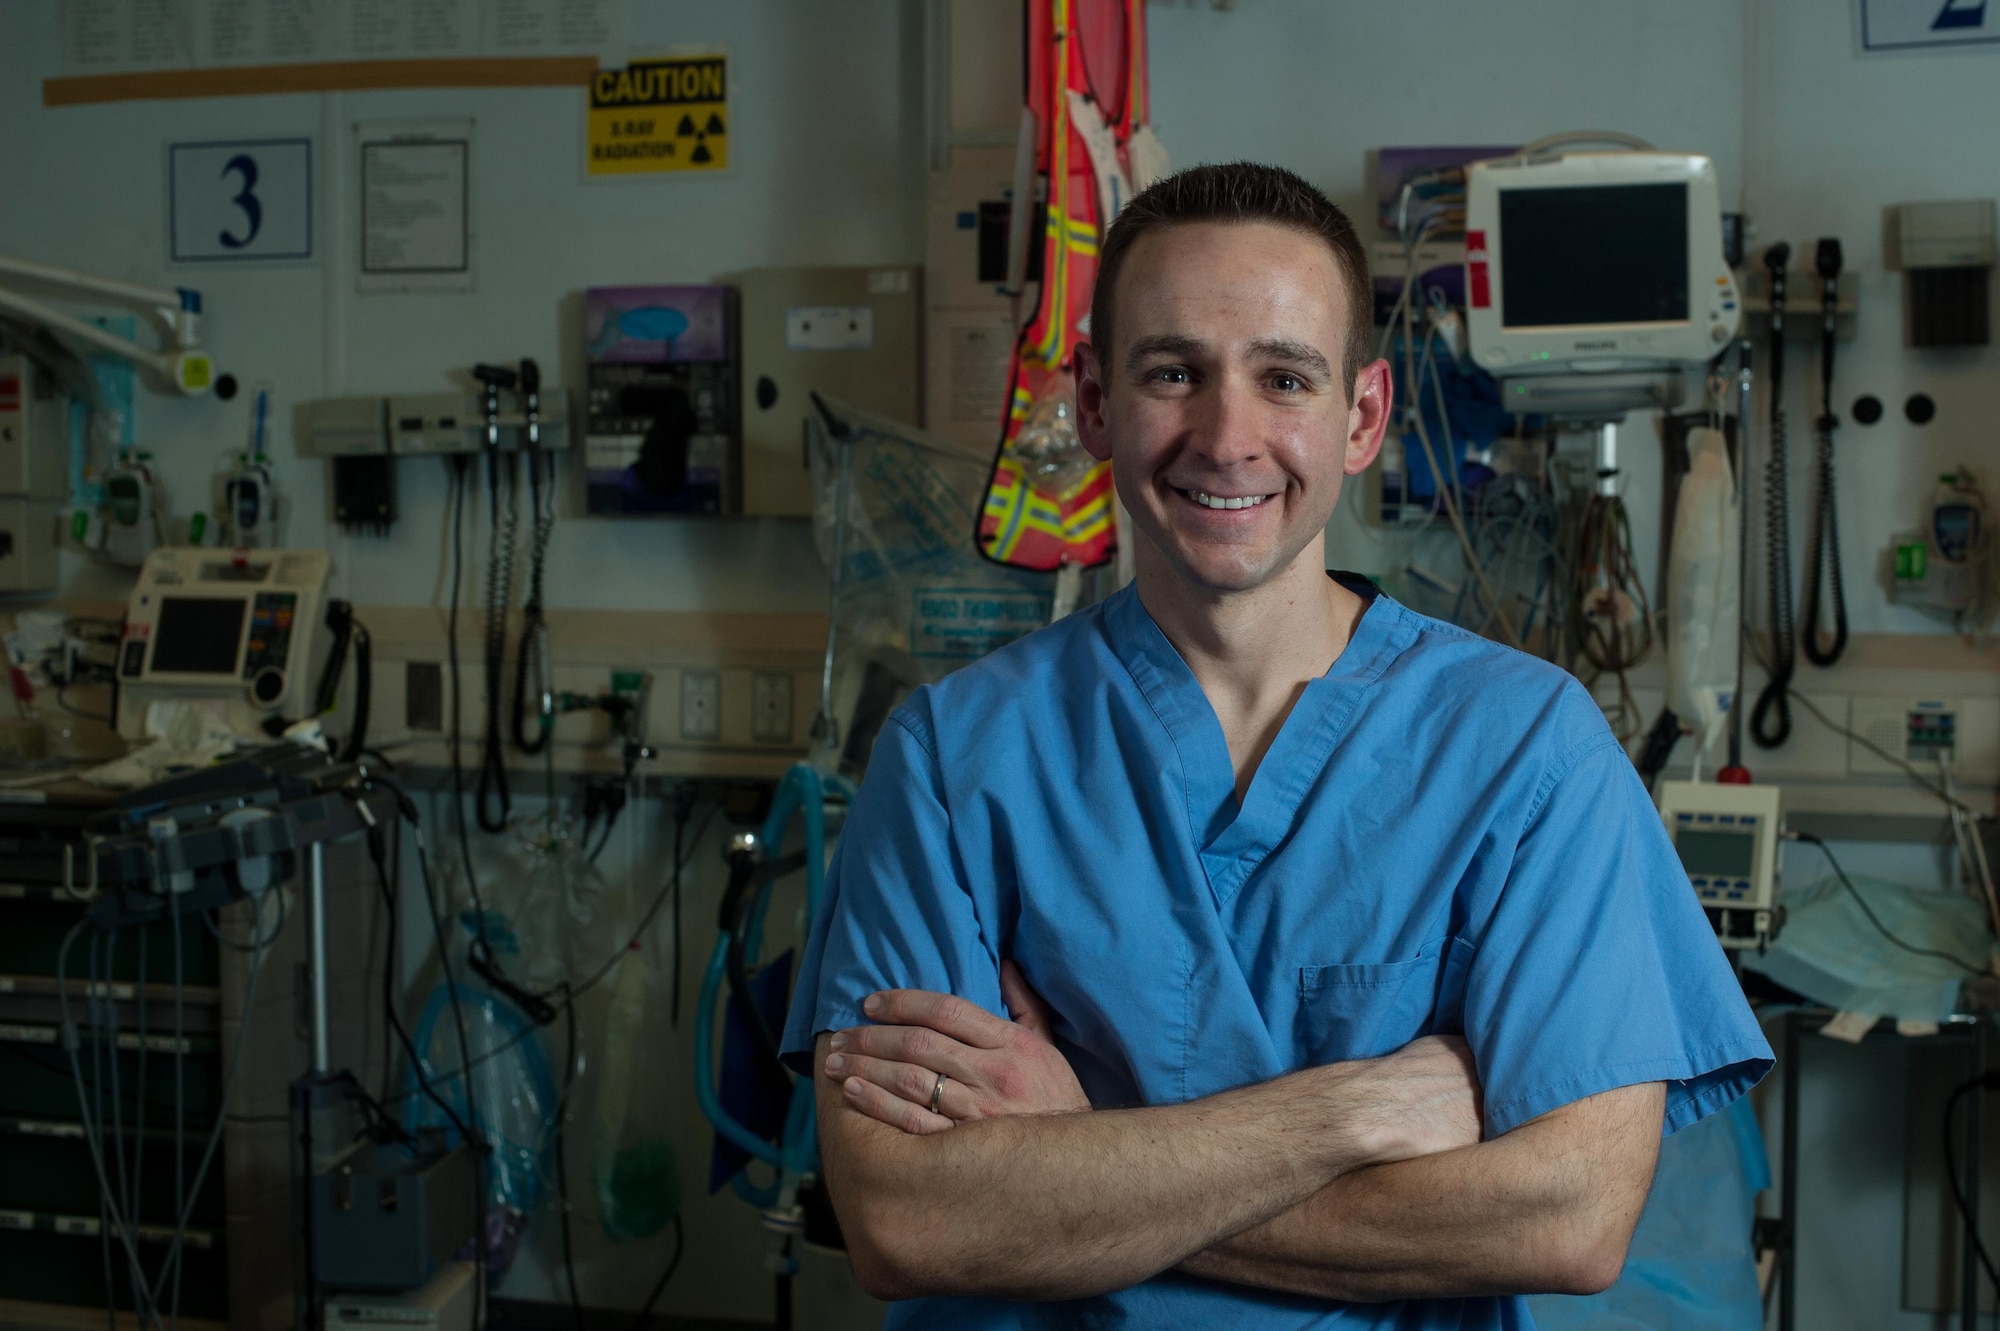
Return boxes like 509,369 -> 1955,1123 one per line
1906,393 -> 1936,425
755,376 -> 779,410
251,667 -> 285,705
1851,395 -> 1883,425
214,373 -> 239,401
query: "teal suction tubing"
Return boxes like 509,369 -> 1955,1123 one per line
695,764 -> 829,1181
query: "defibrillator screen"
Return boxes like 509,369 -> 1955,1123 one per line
151,597 -> 246,675
1673,828 -> 1756,879
1499,183 -> 1689,328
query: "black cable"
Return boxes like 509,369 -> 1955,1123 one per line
168,898 -> 184,1331
722,858 -> 786,1073
130,921 -> 148,1314
365,826 -> 477,1143
587,802 -> 623,866
554,986 -> 585,1331
379,800 -> 719,1112
201,888 -> 288,953
476,432 -> 520,833
1751,243 -> 1799,748
313,600 -> 356,716
671,786 -> 691,1028
441,457 -> 533,1017
381,818 -> 400,1102
512,358 -> 554,757
1793,833 -> 1985,974
103,931 -> 137,1316
628,1214 -> 686,1331
399,791 -> 488,1331
1800,237 -> 1849,668
340,619 -> 371,764
1944,1080 -> 2000,1316
446,455 -> 480,902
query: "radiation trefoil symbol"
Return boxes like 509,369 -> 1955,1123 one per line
676,111 -> 727,164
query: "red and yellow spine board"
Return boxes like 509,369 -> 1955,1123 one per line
976,0 -> 1148,572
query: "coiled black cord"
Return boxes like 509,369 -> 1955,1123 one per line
1750,244 -> 1797,749
477,444 -> 518,832
1801,237 -> 1848,667
510,463 -> 553,752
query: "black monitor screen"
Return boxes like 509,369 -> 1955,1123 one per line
1674,828 -> 1756,879
150,597 -> 245,675
1499,183 -> 1689,327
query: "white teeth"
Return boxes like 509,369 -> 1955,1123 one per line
1190,490 -> 1268,510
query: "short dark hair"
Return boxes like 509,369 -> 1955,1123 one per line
1089,162 -> 1374,389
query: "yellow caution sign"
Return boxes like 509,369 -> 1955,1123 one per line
586,55 -> 728,177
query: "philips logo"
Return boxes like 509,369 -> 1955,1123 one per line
1572,339 -> 1618,351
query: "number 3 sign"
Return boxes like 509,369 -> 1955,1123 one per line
168,139 -> 314,264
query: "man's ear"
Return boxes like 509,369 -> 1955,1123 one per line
1074,343 -> 1112,463
1344,357 -> 1393,476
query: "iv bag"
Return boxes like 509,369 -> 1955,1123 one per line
1666,428 -> 1741,758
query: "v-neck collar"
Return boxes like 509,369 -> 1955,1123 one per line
1107,572 -> 1417,906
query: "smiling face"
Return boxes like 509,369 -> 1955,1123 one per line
1075,220 -> 1391,600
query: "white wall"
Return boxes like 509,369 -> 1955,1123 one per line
0,0 -> 928,614
8,2 -> 2000,1329
1746,0 -> 2000,636
1147,0 -> 1747,599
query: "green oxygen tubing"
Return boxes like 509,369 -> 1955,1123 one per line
694,762 -> 851,1231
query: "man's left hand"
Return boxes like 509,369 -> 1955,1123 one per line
826,959 -> 1089,1134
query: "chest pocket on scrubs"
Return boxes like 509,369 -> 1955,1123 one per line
1299,936 -> 1475,1063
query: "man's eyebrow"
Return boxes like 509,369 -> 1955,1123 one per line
1247,338 -> 1333,378
1124,333 -> 1208,371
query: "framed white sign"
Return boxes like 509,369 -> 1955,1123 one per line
1858,0 -> 2000,52
168,138 -> 314,263
356,119 -> 474,293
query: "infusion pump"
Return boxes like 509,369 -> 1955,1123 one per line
1656,780 -> 1782,950
116,547 -> 332,741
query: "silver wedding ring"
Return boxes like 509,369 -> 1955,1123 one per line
929,1071 -> 949,1114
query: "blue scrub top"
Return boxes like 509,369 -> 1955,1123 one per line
781,575 -> 1773,1330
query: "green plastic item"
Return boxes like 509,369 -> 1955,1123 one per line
595,938 -> 681,1240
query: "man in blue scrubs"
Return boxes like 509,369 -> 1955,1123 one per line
778,163 -> 1772,1328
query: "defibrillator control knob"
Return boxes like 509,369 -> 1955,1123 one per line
251,667 -> 285,705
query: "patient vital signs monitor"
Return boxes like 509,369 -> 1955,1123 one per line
1656,780 -> 1781,951
1464,152 -> 1740,378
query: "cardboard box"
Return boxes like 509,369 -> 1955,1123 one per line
735,266 -> 923,517
925,308 -> 1017,454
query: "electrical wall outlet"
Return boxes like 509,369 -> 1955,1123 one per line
680,670 -> 721,741
1849,695 -> 2000,784
752,670 -> 794,743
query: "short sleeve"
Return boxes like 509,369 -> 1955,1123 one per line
1464,735 -> 1774,1138
778,710 -> 1005,1076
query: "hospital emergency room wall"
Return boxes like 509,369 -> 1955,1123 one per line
4,1 -> 1998,1328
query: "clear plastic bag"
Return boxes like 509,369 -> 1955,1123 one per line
594,939 -> 681,1240
807,398 -> 1055,775
480,830 -> 623,993
403,980 -> 558,1275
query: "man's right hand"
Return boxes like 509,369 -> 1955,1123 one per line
1332,1034 -> 1484,1165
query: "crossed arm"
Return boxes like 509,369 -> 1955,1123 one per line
812,971 -> 1664,1304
